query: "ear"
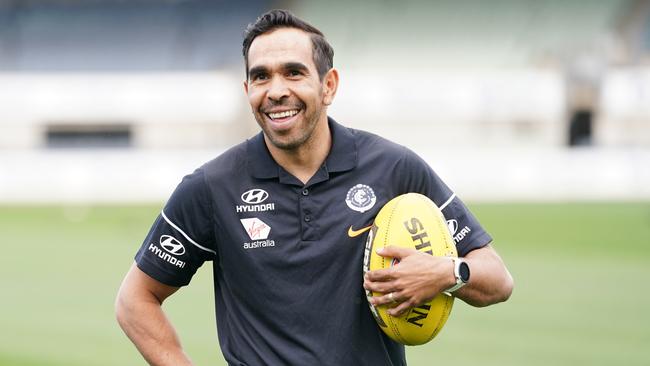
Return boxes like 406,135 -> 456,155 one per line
322,68 -> 339,106
243,79 -> 249,94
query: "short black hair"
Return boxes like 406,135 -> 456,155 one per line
242,9 -> 334,80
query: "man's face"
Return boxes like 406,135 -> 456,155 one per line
244,28 -> 335,150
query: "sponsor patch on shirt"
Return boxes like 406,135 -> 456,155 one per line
148,235 -> 186,268
446,219 -> 471,244
236,188 -> 275,213
240,217 -> 275,250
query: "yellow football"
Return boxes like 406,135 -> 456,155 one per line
363,193 -> 458,345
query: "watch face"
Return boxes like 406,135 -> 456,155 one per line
459,261 -> 470,282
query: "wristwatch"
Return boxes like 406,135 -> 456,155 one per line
444,257 -> 470,294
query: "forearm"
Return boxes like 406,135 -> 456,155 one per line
115,263 -> 192,366
454,245 -> 514,307
116,295 -> 192,366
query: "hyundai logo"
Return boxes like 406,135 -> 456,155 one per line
160,235 -> 186,255
446,219 -> 459,236
241,189 -> 269,204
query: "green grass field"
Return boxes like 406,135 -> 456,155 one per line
1,203 -> 649,366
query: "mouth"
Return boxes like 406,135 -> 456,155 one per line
263,108 -> 302,129
266,109 -> 300,121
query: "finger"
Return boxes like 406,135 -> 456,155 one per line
364,280 -> 400,297
387,300 -> 413,317
364,268 -> 395,282
377,245 -> 417,259
370,291 -> 404,307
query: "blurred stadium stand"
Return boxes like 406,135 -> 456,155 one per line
0,0 -> 649,202
0,0 -> 267,70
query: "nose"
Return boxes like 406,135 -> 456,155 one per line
266,75 -> 289,102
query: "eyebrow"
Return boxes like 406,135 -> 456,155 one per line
248,65 -> 268,79
282,62 -> 309,73
248,62 -> 310,78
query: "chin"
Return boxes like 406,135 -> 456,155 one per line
267,131 -> 311,150
269,137 -> 302,150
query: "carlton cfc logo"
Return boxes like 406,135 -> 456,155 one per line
345,184 -> 377,213
241,189 -> 269,204
160,235 -> 186,256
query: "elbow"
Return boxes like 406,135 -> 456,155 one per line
115,293 -> 125,327
484,269 -> 514,306
497,271 -> 514,304
491,269 -> 514,305
114,288 -> 131,331
484,263 -> 515,306
467,270 -> 514,308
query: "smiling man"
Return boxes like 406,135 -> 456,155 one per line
115,9 -> 513,366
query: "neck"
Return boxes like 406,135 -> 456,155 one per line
265,117 -> 331,185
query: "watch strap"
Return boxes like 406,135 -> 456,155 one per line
444,257 -> 467,294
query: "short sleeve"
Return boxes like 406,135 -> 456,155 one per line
398,148 -> 492,257
135,168 -> 217,287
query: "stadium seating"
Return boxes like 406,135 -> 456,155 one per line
0,0 -> 649,202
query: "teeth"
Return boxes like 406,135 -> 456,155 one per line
268,110 -> 299,119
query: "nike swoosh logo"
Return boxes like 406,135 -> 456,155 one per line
347,225 -> 372,238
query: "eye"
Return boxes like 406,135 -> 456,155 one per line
288,69 -> 303,77
251,73 -> 268,82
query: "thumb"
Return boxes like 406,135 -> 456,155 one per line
377,245 -> 416,259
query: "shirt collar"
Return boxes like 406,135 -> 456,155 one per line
324,117 -> 357,173
246,117 -> 357,180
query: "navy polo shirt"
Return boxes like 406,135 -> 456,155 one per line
135,117 -> 492,366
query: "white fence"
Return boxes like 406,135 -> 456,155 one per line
0,147 -> 648,203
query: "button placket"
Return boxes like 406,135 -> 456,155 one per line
299,187 -> 318,241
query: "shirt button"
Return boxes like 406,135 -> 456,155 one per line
302,189 -> 309,196
304,215 -> 311,222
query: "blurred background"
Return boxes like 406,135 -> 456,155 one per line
0,0 -> 648,365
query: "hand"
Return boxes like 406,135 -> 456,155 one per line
363,246 -> 455,317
